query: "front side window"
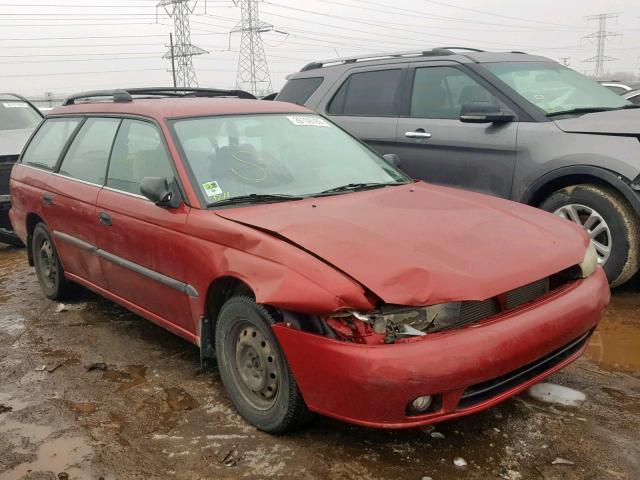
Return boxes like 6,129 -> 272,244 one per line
0,99 -> 41,131
486,62 -> 630,115
21,118 -> 82,170
410,66 -> 500,119
172,114 -> 409,205
58,118 -> 120,185
107,119 -> 174,196
328,69 -> 402,116
277,77 -> 324,105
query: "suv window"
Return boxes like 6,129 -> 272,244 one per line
328,69 -> 402,116
107,119 -> 174,196
410,66 -> 499,119
58,118 -> 120,185
21,118 -> 82,170
0,100 -> 42,131
278,77 -> 324,105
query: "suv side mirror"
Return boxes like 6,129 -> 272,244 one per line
140,177 -> 180,208
383,153 -> 401,167
460,101 -> 514,124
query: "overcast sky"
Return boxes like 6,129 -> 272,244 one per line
0,0 -> 639,97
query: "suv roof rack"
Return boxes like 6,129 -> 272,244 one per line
300,47 -> 489,71
63,87 -> 256,106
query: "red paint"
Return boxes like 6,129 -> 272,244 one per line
10,98 -> 610,429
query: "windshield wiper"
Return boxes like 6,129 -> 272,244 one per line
314,182 -> 405,196
209,193 -> 304,207
546,107 -> 619,117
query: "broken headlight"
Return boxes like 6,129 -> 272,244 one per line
377,303 -> 462,336
578,242 -> 598,278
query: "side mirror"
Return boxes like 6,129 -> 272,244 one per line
459,101 -> 515,124
383,153 -> 401,168
140,177 -> 180,208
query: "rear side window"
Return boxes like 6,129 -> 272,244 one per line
107,119 -> 174,196
277,77 -> 324,105
58,118 -> 121,185
21,118 -> 82,170
328,69 -> 402,116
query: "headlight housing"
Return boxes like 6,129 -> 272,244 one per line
578,241 -> 598,278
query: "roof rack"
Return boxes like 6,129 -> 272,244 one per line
63,87 -> 256,106
300,47 -> 488,71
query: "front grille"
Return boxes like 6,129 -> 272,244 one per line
459,298 -> 500,324
506,277 -> 550,309
457,331 -> 591,410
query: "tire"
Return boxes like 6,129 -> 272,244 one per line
215,296 -> 314,434
0,228 -> 24,248
32,223 -> 74,300
540,184 -> 639,287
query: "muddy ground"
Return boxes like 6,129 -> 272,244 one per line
0,246 -> 638,480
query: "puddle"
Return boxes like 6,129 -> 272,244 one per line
0,419 -> 54,443
0,436 -> 93,480
165,387 -> 199,411
102,365 -> 147,391
586,292 -> 640,374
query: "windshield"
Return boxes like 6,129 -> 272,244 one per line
0,99 -> 42,131
485,62 -> 631,115
172,113 -> 409,205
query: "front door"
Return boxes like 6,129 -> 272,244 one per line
396,64 -> 518,198
95,118 -> 195,337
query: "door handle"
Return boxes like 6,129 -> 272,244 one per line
98,212 -> 112,226
405,130 -> 432,139
42,193 -> 53,206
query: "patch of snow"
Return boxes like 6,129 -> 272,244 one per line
528,383 -> 586,407
552,457 -> 575,466
453,457 -> 467,467
430,432 -> 445,439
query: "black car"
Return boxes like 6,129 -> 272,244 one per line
0,93 -> 43,246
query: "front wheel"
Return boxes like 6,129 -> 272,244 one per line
215,297 -> 314,434
540,184 -> 640,287
32,223 -> 74,300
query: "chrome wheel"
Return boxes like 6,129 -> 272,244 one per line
232,322 -> 279,410
554,203 -> 612,265
38,239 -> 58,290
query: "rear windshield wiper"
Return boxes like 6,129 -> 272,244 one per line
209,193 -> 304,207
546,107 -> 617,117
314,182 -> 405,196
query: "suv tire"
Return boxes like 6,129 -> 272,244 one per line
540,184 -> 639,287
215,296 -> 314,434
32,223 -> 75,300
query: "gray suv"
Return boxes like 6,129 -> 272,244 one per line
277,48 -> 640,287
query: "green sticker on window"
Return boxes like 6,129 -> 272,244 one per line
202,181 -> 223,197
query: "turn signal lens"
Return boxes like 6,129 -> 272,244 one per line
411,395 -> 433,412
579,242 -> 598,278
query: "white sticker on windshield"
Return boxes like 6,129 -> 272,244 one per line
286,115 -> 330,127
202,180 -> 223,197
2,102 -> 29,108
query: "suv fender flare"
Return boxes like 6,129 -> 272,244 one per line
520,165 -> 640,216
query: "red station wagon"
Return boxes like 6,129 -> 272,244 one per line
10,88 -> 609,433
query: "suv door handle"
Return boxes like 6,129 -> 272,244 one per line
42,193 -> 53,206
98,212 -> 112,226
405,129 -> 432,139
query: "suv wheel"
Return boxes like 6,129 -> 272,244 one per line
32,223 -> 74,300
215,296 -> 314,434
540,184 -> 640,287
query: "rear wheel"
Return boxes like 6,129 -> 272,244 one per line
32,223 -> 74,300
215,296 -> 314,434
540,184 -> 639,287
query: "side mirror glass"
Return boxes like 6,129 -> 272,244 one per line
383,153 -> 401,167
459,101 -> 515,124
140,177 -> 180,208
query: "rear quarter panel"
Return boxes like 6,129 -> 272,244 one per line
9,164 -> 49,242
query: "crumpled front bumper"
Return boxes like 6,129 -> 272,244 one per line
273,268 -> 610,428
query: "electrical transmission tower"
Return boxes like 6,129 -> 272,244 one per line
230,0 -> 274,96
157,0 -> 207,87
583,13 -> 621,79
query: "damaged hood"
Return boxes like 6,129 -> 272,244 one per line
0,128 -> 34,156
553,108 -> 640,135
216,183 -> 588,306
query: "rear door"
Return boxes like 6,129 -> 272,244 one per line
96,118 -> 194,336
322,65 -> 406,157
395,63 -> 518,198
45,117 -> 121,288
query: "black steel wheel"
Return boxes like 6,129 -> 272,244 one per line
32,223 -> 73,300
215,296 -> 314,434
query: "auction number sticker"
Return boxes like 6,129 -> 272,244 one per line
202,180 -> 223,197
2,102 -> 29,108
286,115 -> 330,127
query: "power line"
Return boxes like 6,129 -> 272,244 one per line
583,12 -> 621,79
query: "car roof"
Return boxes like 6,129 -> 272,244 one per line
48,97 -> 311,120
